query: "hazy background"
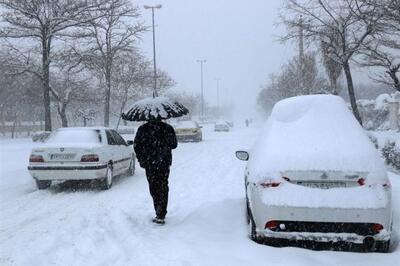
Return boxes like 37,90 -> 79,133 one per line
136,0 -> 296,121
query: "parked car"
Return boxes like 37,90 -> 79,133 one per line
28,127 -> 135,190
174,120 -> 202,142
214,121 -> 230,132
31,131 -> 51,142
235,95 -> 392,252
116,126 -> 136,135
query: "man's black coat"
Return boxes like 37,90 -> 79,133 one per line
134,120 -> 177,169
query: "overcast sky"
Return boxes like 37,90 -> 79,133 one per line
136,0 -> 296,120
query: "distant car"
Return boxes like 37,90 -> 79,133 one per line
31,131 -> 51,142
214,121 -> 230,132
236,95 -> 392,252
28,127 -> 135,190
174,120 -> 202,142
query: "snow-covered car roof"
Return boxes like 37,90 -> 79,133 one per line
175,120 -> 198,129
248,95 -> 387,181
42,127 -> 103,147
56,126 -> 109,131
215,121 -> 228,126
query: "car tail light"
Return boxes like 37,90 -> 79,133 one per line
357,178 -> 366,186
29,154 -> 44,163
81,154 -> 99,162
260,181 -> 281,188
371,223 -> 384,233
265,220 -> 279,230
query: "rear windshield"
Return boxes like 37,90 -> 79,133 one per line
46,129 -> 101,144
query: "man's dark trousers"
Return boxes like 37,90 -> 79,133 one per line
145,165 -> 170,219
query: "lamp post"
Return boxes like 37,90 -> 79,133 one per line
215,78 -> 221,118
197,59 -> 206,121
144,4 -> 162,97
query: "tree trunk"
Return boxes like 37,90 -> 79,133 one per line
57,102 -> 68,127
389,68 -> 400,93
331,76 -> 338,95
11,113 -> 17,139
342,61 -> 363,126
104,66 -> 112,127
42,37 -> 52,131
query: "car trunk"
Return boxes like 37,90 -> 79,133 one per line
33,146 -> 95,163
281,170 -> 367,189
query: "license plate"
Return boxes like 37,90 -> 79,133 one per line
297,182 -> 347,189
50,154 -> 75,160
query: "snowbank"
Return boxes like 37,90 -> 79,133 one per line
248,95 -> 387,183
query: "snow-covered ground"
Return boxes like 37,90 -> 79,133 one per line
1,125 -> 399,266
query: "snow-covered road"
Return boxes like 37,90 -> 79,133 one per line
1,125 -> 399,266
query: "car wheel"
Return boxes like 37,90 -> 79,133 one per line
126,157 -> 135,176
101,165 -> 113,190
375,240 -> 390,253
35,180 -> 51,190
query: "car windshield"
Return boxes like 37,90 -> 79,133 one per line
46,129 -> 101,144
176,121 -> 197,129
215,121 -> 227,126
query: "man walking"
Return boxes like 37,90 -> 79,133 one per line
134,118 -> 177,224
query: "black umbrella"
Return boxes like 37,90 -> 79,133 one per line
121,96 -> 189,122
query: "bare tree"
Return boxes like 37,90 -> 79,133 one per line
320,28 -> 343,95
0,0 -> 109,131
358,0 -> 400,92
113,51 -> 151,127
281,0 -> 384,125
50,57 -> 91,127
81,0 -> 146,126
360,40 -> 400,92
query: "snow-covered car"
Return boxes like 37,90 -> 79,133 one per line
235,95 -> 392,252
214,121 -> 230,132
174,120 -> 202,142
28,127 -> 135,190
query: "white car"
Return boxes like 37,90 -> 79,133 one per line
236,95 -> 392,252
174,120 -> 202,142
28,127 -> 135,190
214,121 -> 230,132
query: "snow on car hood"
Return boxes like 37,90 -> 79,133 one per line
247,95 -> 387,183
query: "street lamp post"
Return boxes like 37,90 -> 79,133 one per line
144,4 -> 162,97
197,59 -> 206,121
215,78 -> 221,118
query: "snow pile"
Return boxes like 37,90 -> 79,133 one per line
123,97 -> 189,121
248,95 -> 387,183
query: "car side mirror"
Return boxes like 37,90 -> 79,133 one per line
236,151 -> 249,161
127,140 -> 134,146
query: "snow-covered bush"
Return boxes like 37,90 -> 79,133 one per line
357,98 -> 389,130
382,141 -> 400,172
357,92 -> 400,130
